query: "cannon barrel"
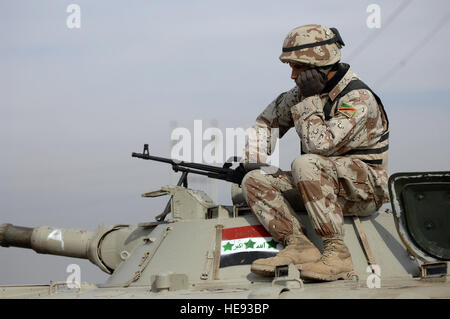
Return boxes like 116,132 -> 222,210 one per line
0,223 -> 94,259
0,224 -> 34,249
0,223 -> 144,274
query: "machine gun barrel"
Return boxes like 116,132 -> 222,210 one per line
132,144 -> 247,185
131,152 -> 229,175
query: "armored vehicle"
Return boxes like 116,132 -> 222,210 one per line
1,146 -> 449,299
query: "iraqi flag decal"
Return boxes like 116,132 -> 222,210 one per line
220,225 -> 284,268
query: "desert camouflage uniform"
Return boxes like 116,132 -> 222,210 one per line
242,64 -> 389,242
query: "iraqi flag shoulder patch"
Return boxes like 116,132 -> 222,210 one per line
220,225 -> 284,268
337,102 -> 356,118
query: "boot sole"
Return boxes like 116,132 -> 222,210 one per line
300,270 -> 357,282
250,264 -> 276,277
251,262 -> 317,277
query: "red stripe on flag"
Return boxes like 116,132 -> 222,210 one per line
222,225 -> 271,240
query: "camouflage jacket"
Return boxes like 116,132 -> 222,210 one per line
245,63 -> 390,201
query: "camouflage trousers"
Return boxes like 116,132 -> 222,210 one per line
241,154 -> 385,243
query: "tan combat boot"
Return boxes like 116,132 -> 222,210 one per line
300,238 -> 354,281
251,233 -> 321,277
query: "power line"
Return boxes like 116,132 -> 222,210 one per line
347,0 -> 413,62
375,11 -> 450,87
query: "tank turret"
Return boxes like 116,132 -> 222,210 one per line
0,149 -> 449,299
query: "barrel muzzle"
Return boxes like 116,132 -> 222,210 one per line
0,223 -> 33,248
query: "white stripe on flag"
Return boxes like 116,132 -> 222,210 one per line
221,237 -> 283,255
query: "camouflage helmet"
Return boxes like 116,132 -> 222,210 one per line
279,24 -> 345,67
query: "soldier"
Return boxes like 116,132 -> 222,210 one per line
241,24 -> 389,281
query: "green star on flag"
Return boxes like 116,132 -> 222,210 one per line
244,239 -> 256,249
222,242 -> 234,251
266,239 -> 278,249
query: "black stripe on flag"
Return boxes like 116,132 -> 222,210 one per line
220,251 -> 278,268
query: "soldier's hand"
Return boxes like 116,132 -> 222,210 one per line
238,163 -> 282,176
240,162 -> 269,172
296,68 -> 327,98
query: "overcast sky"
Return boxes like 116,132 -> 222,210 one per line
1,0 -> 450,285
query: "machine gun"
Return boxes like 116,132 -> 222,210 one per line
132,144 -> 267,186
132,144 -> 272,222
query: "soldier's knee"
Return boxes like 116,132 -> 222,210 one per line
291,154 -> 321,181
241,169 -> 266,201
242,169 -> 264,186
